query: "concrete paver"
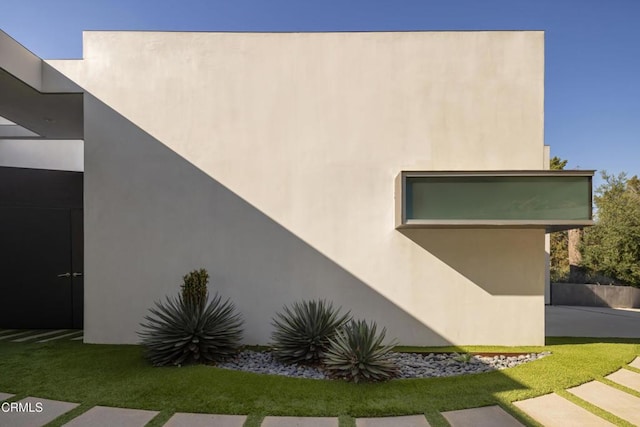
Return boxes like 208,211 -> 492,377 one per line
606,368 -> 640,393
629,357 -> 640,370
513,393 -> 614,427
163,412 -> 246,427
0,397 -> 78,427
356,414 -> 431,426
62,405 -> 158,427
12,330 -> 69,342
0,330 -> 39,341
0,392 -> 14,401
441,405 -> 523,427
567,381 -> 640,425
38,330 -> 83,343
261,416 -> 339,427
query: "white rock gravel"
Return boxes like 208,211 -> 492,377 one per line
215,350 -> 551,380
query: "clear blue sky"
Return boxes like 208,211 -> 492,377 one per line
2,0 -> 638,186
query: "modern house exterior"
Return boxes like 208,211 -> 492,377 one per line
0,30 -> 593,346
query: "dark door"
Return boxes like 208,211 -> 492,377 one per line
0,207 -> 82,328
0,167 -> 83,329
71,208 -> 84,329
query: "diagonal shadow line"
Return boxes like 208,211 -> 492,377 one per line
82,92 -> 532,403
399,228 -> 545,296
83,93 -> 462,348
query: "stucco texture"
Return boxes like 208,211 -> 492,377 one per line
48,31 -> 546,345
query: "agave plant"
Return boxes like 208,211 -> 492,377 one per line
324,319 -> 398,383
271,299 -> 350,363
138,291 -> 244,367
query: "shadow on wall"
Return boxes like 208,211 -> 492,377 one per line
84,93 -> 449,346
399,228 -> 544,296
82,94 -> 531,409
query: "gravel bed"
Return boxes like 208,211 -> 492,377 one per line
215,350 -> 551,380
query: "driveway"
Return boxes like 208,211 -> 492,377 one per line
546,305 -> 640,338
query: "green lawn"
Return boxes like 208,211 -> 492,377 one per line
0,338 -> 639,427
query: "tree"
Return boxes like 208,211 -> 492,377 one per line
549,157 -> 569,282
580,172 -> 640,286
550,156 -> 568,171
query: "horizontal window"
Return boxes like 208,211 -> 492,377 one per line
397,171 -> 594,231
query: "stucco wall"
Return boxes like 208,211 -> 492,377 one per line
49,31 -> 546,345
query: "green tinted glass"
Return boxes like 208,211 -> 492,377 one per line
406,176 -> 591,220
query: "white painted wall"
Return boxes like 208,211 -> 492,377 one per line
544,145 -> 551,304
50,31 -> 546,346
0,139 -> 83,171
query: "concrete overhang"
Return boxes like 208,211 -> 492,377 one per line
0,30 -> 83,140
395,170 -> 595,233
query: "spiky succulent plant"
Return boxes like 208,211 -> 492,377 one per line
271,299 -> 350,364
139,291 -> 243,367
323,319 -> 398,383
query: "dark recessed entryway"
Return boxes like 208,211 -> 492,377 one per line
0,167 -> 83,329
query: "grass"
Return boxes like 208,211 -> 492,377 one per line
0,338 -> 638,426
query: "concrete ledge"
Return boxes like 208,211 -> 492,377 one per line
551,283 -> 640,308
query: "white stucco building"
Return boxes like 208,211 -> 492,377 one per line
0,30 -> 593,346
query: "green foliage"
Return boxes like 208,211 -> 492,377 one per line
139,291 -> 244,367
271,299 -> 350,363
453,353 -> 473,364
550,156 -> 568,170
549,156 -> 570,282
181,268 -> 209,308
324,319 -> 398,383
581,172 -> 640,286
550,230 -> 569,282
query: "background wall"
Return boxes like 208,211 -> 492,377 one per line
0,139 -> 83,171
49,31 -> 546,345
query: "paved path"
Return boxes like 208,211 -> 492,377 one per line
514,357 -> 640,426
0,328 -> 83,342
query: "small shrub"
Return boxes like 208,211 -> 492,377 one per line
453,353 -> 473,364
271,299 -> 350,364
181,268 -> 209,308
139,291 -> 243,367
324,319 -> 398,383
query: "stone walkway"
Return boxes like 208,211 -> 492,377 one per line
514,356 -> 640,426
0,328 -> 83,343
1,329 -> 638,426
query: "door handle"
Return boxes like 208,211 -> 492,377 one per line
72,272 -> 83,277
57,272 -> 71,278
